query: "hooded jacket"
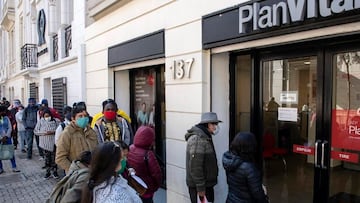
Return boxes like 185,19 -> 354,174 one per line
222,151 -> 268,203
127,126 -> 162,198
185,125 -> 218,192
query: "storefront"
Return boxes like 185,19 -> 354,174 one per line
203,0 -> 360,202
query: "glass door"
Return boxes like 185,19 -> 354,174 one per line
262,56 -> 317,203
329,50 -> 360,202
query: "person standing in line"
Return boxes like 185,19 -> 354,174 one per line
185,112 -> 222,203
93,99 -> 133,145
222,132 -> 269,203
127,126 -> 162,203
81,142 -> 142,203
55,102 -> 98,174
0,105 -> 20,174
9,99 -> 21,149
54,106 -> 72,146
39,99 -> 62,121
34,109 -> 61,179
15,105 -> 26,153
22,98 -> 42,160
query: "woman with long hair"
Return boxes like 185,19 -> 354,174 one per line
81,142 -> 141,203
222,132 -> 269,203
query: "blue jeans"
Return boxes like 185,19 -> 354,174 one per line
18,131 -> 26,150
25,129 -> 34,158
0,138 -> 17,169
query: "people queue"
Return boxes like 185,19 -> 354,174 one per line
0,96 -> 270,203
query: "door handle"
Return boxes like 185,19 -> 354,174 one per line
321,141 -> 328,169
315,140 -> 321,168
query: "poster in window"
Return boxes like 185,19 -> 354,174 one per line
332,109 -> 360,151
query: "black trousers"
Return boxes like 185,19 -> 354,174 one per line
188,186 -> 214,203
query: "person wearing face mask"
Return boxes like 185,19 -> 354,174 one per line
185,112 -> 222,203
34,109 -> 61,179
55,103 -> 98,174
93,99 -> 133,145
15,105 -> 26,153
81,142 -> 141,203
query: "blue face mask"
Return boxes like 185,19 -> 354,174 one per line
76,117 -> 89,129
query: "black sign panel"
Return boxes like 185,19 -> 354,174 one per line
108,30 -> 165,67
202,0 -> 360,49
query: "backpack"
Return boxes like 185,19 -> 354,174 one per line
46,168 -> 88,203
60,122 -> 66,130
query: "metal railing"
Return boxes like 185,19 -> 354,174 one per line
65,25 -> 72,57
20,44 -> 38,70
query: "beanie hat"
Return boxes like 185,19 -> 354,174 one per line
28,98 -> 36,103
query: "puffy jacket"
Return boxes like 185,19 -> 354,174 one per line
55,122 -> 98,173
222,151 -> 268,203
127,126 -> 162,198
185,125 -> 218,192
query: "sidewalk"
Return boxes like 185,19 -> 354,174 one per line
0,146 -> 59,203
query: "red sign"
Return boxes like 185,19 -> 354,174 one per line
293,144 -> 314,155
332,109 -> 360,151
331,151 -> 359,163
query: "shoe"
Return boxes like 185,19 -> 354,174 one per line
21,149 -> 26,153
0,168 -> 3,174
39,157 -> 44,161
14,146 -> 17,150
42,165 -> 47,169
12,168 -> 20,172
44,173 -> 51,179
27,156 -> 32,160
52,172 -> 59,179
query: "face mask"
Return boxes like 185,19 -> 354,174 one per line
213,125 -> 220,135
104,111 -> 117,120
44,117 -> 51,122
76,117 -> 89,129
117,159 -> 127,174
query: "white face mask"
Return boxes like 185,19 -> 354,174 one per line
213,125 -> 220,135
44,117 -> 51,122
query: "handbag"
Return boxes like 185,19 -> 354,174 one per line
128,174 -> 148,196
0,144 -> 14,160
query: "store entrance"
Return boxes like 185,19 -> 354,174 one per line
231,39 -> 360,203
261,55 -> 317,203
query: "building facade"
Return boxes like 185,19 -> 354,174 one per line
85,0 -> 360,203
0,0 -> 87,113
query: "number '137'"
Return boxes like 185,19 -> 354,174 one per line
170,58 -> 194,79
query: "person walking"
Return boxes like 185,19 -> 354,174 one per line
222,132 -> 269,203
0,105 -> 20,174
55,103 -> 98,174
22,98 -> 42,159
81,142 -> 142,203
34,109 -> 61,179
127,126 -> 162,203
185,112 -> 222,203
15,105 -> 26,153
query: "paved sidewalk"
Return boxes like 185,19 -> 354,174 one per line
0,147 -> 61,203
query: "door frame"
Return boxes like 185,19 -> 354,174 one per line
229,34 -> 360,203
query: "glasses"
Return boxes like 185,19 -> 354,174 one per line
73,102 -> 86,111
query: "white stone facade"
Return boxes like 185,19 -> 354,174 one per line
0,0 -> 86,107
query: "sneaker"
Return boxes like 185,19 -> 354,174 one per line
44,173 -> 51,179
39,157 -> 44,161
52,172 -> 59,179
21,149 -> 26,153
0,168 -> 3,174
12,168 -> 20,173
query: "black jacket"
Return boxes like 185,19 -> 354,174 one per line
222,151 -> 268,203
